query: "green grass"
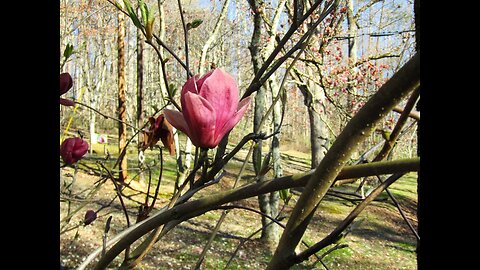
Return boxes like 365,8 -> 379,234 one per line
62,141 -> 418,270
387,172 -> 418,200
78,142 -> 178,183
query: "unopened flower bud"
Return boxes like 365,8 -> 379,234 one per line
60,137 -> 89,165
84,210 -> 97,225
164,69 -> 251,149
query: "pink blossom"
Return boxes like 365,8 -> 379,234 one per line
60,137 -> 89,165
164,69 -> 251,149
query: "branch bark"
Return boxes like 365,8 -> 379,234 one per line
293,173 -> 405,264
199,0 -> 231,75
266,52 -> 420,269
84,157 -> 418,269
117,9 -> 128,182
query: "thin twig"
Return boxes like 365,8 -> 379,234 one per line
242,0 -> 337,99
99,162 -> 132,260
217,204 -> 326,269
293,173 -> 405,264
177,0 -> 190,79
376,175 -> 420,241
145,39 -> 182,112
80,158 -> 419,269
148,147 -> 164,211
106,0 -> 192,77
192,140 -> 256,269
153,32 -> 194,77
100,163 -> 131,228
73,101 -> 143,132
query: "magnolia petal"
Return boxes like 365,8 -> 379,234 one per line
60,98 -> 75,106
160,117 -> 176,155
60,73 -> 73,95
213,96 -> 251,146
61,137 -> 88,164
237,96 -> 252,111
60,140 -> 75,164
195,69 -> 215,91
198,69 -> 239,131
182,91 -> 217,148
182,74 -> 200,96
163,109 -> 191,136
72,140 -> 89,158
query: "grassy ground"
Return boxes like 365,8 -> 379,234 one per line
60,143 -> 418,269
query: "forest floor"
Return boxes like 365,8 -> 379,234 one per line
60,144 -> 418,270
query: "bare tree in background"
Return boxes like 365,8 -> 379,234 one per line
136,4 -> 145,183
118,7 -> 128,182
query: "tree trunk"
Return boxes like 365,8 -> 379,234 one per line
117,10 -> 128,182
82,39 -> 96,155
249,0 -> 265,176
307,67 -> 329,168
248,0 -> 269,246
248,0 -> 287,250
136,15 -> 145,183
296,65 -> 329,169
268,77 -> 283,249
346,0 -> 358,114
199,0 -> 231,75
414,0 -> 421,266
308,107 -> 325,168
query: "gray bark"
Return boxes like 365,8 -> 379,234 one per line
414,0 -> 421,265
137,15 -> 145,182
296,65 -> 329,169
248,0 -> 287,250
117,10 -> 128,182
346,0 -> 358,114
248,0 -> 273,248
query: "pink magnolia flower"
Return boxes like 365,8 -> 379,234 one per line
164,69 -> 251,149
60,137 -> 89,165
60,72 -> 75,106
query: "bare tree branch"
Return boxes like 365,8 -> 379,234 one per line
294,173 -> 404,263
82,157 -> 418,269
266,52 -> 419,269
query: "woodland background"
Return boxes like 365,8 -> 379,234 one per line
59,0 -> 420,269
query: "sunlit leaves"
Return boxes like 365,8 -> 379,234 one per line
121,0 -> 155,41
63,43 -> 74,60
186,19 -> 203,30
279,188 -> 290,204
123,0 -> 142,29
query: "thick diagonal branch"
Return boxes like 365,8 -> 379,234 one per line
86,157 -> 418,269
266,52 -> 420,269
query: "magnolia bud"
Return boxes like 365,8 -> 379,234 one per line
145,18 -> 155,42
60,137 -> 89,165
84,210 -> 97,225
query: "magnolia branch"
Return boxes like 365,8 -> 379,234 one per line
293,173 -> 405,263
242,0 -> 338,99
73,101 -> 143,132
105,0 -> 193,77
393,105 -> 420,121
79,157 -> 418,269
266,51 -> 419,269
